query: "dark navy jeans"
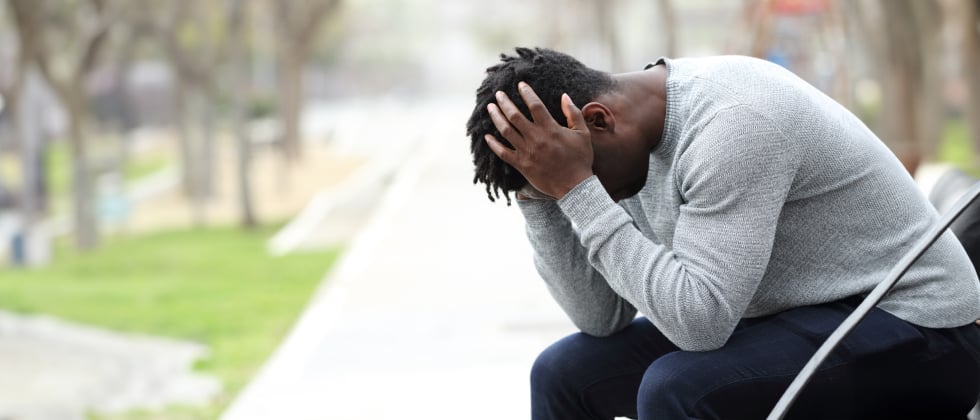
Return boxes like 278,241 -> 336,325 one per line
531,297 -> 980,419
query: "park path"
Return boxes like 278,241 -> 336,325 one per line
221,101 -> 575,420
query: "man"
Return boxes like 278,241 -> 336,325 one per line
465,47 -> 980,419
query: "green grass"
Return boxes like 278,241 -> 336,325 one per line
124,154 -> 170,181
45,141 -> 71,195
0,226 -> 341,419
44,141 -> 170,196
937,119 -> 980,177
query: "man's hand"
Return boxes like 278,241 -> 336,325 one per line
484,82 -> 594,200
517,184 -> 557,201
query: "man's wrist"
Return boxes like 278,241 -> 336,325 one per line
518,185 -> 557,201
557,176 -> 617,228
518,196 -> 563,227
555,171 -> 595,200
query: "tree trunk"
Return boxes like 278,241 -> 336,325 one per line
15,73 -> 53,266
965,0 -> 980,160
748,0 -> 774,58
879,0 -> 927,174
174,82 -> 213,228
200,92 -> 216,199
7,81 -> 28,267
279,49 -> 304,161
544,0 -> 568,49
187,92 -> 208,228
230,0 -> 256,228
66,91 -> 99,250
111,30 -> 139,176
912,0 -> 942,164
826,0 -> 852,109
656,0 -> 678,57
15,75 -> 46,216
174,81 -> 196,197
593,0 -> 622,71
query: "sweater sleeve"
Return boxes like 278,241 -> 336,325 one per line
518,198 -> 637,336
557,108 -> 798,351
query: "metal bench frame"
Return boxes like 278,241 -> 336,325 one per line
767,182 -> 980,419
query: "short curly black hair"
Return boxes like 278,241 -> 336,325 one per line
465,47 -> 616,204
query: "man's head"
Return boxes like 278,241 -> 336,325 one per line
466,47 -> 616,204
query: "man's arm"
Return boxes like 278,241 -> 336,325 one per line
518,198 -> 637,336
485,84 -> 797,350
558,108 -> 798,351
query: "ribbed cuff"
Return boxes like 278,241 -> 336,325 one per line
557,176 -> 618,229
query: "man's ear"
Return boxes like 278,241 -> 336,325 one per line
581,102 -> 614,132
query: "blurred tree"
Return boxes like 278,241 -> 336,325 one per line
592,0 -> 623,71
735,0 -> 849,105
9,0 -> 118,250
2,1 -> 32,216
825,0 -> 851,109
273,0 -> 342,161
146,0 -> 231,226
737,0 -> 943,174
133,0 -> 258,229
228,0 -> 256,228
965,0 -> 980,159
97,4 -> 152,198
745,0 -> 775,59
2,0 -> 47,264
876,0 -> 942,174
656,0 -> 678,57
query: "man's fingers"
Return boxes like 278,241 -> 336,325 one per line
561,93 -> 587,131
487,103 -> 525,148
484,134 -> 518,165
494,90 -> 533,134
518,82 -> 554,126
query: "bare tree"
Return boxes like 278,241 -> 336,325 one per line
273,0 -> 342,161
911,0 -> 943,166
133,0 -> 258,229
3,1 -> 33,220
228,0 -> 256,228
150,0 -> 228,226
10,0 -> 117,250
128,0 -> 241,226
656,0 -> 678,57
844,0 -> 942,174
3,0 -> 43,263
592,0 -> 622,71
825,0 -> 852,109
965,0 -> 980,158
877,0 -> 942,174
745,0 -> 775,59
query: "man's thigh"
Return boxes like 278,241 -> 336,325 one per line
639,298 -> 977,419
532,318 -> 678,419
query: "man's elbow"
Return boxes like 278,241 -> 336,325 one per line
577,324 -> 620,338
672,329 -> 731,352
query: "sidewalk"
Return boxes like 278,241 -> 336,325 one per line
221,105 -> 575,420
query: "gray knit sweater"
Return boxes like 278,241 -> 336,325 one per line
518,55 -> 980,351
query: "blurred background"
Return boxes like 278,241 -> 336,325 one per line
1,0 -> 979,419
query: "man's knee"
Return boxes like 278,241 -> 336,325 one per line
637,352 -> 692,412
531,333 -> 589,393
637,351 -> 718,418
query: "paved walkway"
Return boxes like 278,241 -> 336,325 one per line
221,104 -> 575,420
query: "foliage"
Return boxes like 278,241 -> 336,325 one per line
0,225 -> 341,419
938,119 -> 980,177
246,94 -> 277,120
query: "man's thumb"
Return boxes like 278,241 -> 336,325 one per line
561,93 -> 587,130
